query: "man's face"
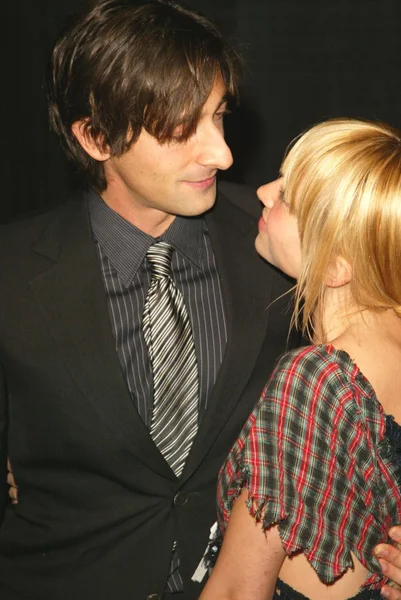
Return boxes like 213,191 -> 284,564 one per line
101,75 -> 233,234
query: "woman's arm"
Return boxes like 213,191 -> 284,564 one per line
199,488 -> 286,600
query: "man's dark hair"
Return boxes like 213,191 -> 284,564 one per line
48,0 -> 241,191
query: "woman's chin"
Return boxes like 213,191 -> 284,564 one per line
255,236 -> 275,265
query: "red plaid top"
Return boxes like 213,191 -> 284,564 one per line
217,345 -> 401,589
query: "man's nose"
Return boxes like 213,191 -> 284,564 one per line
200,129 -> 233,171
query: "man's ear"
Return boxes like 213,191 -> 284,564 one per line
325,256 -> 352,288
71,119 -> 110,162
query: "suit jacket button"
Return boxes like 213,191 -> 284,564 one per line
146,595 -> 161,600
173,491 -> 188,506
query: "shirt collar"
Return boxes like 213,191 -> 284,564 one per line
88,190 -> 204,287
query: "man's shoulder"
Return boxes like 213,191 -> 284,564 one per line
0,193 -> 85,272
0,193 -> 83,244
217,180 -> 261,219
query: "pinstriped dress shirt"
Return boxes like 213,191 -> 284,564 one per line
89,191 -> 227,593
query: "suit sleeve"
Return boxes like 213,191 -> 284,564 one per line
0,363 -> 7,522
217,346 -> 400,587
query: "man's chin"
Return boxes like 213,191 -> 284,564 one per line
178,187 -> 217,217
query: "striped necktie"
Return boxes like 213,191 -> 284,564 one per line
143,241 -> 199,477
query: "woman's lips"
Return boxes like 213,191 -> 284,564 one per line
258,216 -> 268,232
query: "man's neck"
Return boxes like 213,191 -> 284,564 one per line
100,190 -> 175,238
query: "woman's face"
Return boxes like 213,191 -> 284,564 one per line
255,181 -> 302,279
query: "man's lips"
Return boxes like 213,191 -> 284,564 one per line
183,176 -> 216,189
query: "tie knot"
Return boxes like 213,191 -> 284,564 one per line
146,241 -> 173,278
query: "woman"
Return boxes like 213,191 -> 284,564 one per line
199,119 -> 401,600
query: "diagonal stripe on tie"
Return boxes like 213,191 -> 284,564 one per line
143,241 -> 199,477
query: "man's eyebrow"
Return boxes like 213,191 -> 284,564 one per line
215,94 -> 230,110
198,93 -> 231,118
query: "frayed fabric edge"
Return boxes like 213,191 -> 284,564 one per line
220,469 -> 384,590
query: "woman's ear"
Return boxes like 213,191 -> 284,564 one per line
325,256 -> 352,288
71,119 -> 110,162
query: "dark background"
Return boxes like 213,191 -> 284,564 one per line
3,0 -> 400,222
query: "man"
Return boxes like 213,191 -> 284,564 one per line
0,2 -> 298,599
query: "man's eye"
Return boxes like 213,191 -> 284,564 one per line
215,109 -> 231,121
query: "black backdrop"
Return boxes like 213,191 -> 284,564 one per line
3,0 -> 400,222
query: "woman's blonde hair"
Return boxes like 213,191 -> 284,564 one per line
281,118 -> 401,338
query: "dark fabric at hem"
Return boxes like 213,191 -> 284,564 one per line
274,578 -> 383,600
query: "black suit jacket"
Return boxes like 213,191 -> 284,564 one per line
0,181 -> 299,600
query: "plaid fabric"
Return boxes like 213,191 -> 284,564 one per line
217,344 -> 401,589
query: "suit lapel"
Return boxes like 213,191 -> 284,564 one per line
29,196 -> 174,480
183,189 -> 275,478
